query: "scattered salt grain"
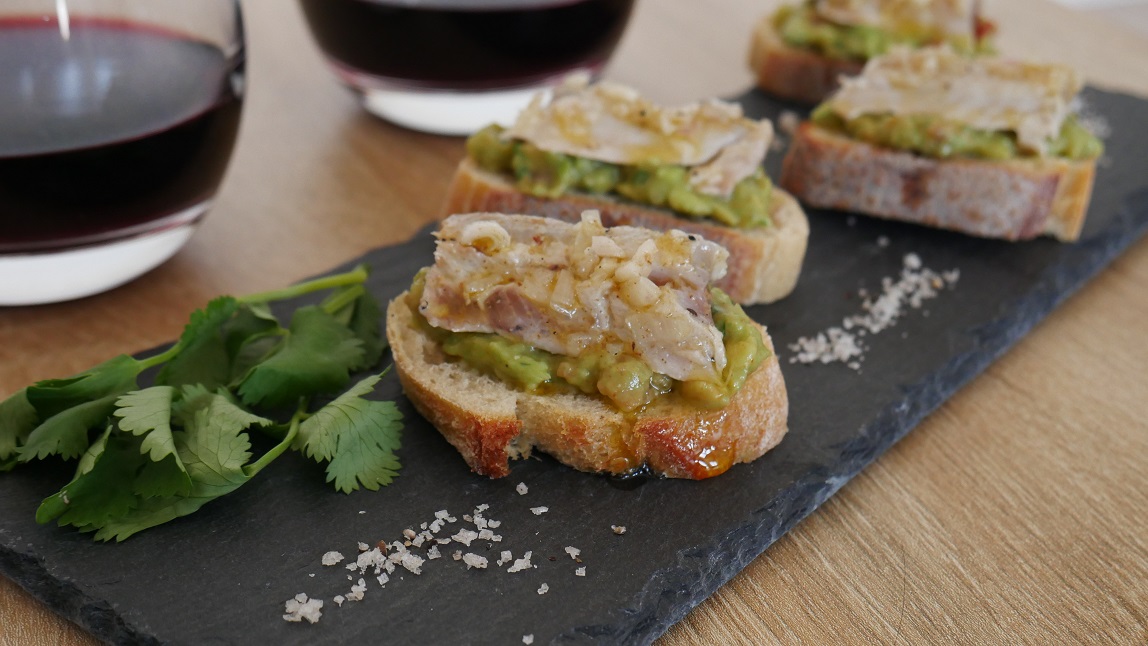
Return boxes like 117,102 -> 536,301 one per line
377,573 -> 389,586
564,546 -> 581,560
452,529 -> 479,546
400,552 -> 425,575
516,482 -> 529,495
611,525 -> 627,535
453,550 -> 463,561
357,542 -> 369,552
530,506 -> 549,515
523,635 -> 535,645
403,528 -> 417,540
478,529 -> 496,541
308,573 -> 315,578
462,553 -> 489,569
575,567 -> 586,577
487,520 -> 502,529
877,235 -> 890,248
427,545 -> 442,560
346,578 -> 367,602
537,583 -> 549,595
474,504 -> 490,513
283,593 -> 324,624
333,595 -> 345,607
497,550 -> 513,566
788,253 -> 959,369
508,551 -> 533,573
321,551 -> 344,566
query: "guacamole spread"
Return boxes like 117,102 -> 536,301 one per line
467,124 -> 774,229
407,271 -> 768,413
773,3 -> 990,61
811,105 -> 1104,161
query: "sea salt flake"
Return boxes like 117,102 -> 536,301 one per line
452,529 -> 479,546
537,583 -> 549,595
463,553 -> 489,569
530,506 -> 549,515
283,593 -> 324,624
321,551 -> 344,566
516,482 -> 529,495
508,551 -> 533,573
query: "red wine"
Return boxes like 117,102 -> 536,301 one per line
298,0 -> 635,91
0,18 -> 244,253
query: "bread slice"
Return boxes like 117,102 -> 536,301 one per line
747,15 -> 864,105
386,293 -> 789,480
443,159 -> 809,305
780,123 -> 1097,241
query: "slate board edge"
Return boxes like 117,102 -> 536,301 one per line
571,193 -> 1148,645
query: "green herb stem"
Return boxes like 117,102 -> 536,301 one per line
238,266 -> 369,306
321,285 -> 366,316
244,404 -> 305,477
138,344 -> 183,371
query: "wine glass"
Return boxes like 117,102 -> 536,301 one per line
0,0 -> 246,305
298,0 -> 636,135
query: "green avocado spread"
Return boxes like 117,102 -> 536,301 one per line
811,105 -> 1104,161
773,2 -> 992,61
406,271 -> 768,413
466,124 -> 774,229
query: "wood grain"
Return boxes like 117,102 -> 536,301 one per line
2,1 -> 1147,644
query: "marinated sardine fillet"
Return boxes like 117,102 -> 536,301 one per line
504,76 -> 774,197
420,211 -> 731,384
814,0 -> 978,41
827,46 -> 1082,155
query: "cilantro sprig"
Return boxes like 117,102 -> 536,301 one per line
0,266 -> 402,541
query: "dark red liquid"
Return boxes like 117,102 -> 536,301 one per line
298,0 -> 635,90
0,18 -> 244,253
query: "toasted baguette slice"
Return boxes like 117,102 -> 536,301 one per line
748,15 -> 864,105
386,294 -> 789,480
443,159 -> 809,305
780,123 -> 1097,241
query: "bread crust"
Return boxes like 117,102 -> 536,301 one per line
443,159 -> 809,305
780,123 -> 1097,241
747,15 -> 864,105
386,293 -> 789,480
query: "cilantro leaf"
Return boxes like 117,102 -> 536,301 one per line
18,394 -> 121,461
346,291 -> 385,372
88,406 -> 262,541
237,306 -> 364,408
134,454 -> 193,499
296,374 -> 402,493
25,355 -> 140,419
113,386 -> 193,497
36,428 -> 146,528
155,297 -> 240,389
0,389 -> 38,469
174,386 -> 272,435
115,387 -> 179,462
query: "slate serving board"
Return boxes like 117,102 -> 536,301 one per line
2,87 -> 1147,646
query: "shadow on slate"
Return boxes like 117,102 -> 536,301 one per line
2,87 -> 1147,646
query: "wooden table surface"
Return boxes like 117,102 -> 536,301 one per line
3,1 -> 1147,643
